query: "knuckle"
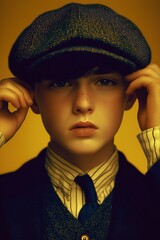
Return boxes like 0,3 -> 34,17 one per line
0,79 -> 13,88
149,63 -> 159,69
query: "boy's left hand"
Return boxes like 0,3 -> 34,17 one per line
125,64 -> 160,131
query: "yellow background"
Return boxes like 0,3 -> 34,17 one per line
0,0 -> 160,174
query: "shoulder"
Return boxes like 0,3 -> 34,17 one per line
117,151 -> 145,181
117,151 -> 151,196
0,148 -> 47,198
117,150 -> 160,197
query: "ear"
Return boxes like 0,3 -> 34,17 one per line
125,93 -> 136,111
30,97 -> 40,114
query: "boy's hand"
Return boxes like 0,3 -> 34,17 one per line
125,64 -> 160,131
0,78 -> 33,142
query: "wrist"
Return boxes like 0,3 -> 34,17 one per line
137,126 -> 160,169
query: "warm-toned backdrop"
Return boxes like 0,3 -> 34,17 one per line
0,0 -> 160,174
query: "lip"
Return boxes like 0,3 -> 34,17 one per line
70,121 -> 98,137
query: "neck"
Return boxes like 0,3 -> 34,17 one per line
50,140 -> 115,171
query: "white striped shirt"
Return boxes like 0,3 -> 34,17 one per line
137,126 -> 160,169
45,144 -> 118,218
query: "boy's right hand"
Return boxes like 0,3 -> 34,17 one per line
0,78 -> 33,143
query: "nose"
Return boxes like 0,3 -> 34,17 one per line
72,83 -> 95,115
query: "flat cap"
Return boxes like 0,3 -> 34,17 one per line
8,3 -> 151,82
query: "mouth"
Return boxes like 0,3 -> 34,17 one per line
70,121 -> 98,137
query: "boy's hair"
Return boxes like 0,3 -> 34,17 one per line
30,54 -> 127,84
8,3 -> 151,84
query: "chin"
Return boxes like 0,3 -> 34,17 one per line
66,141 -> 105,156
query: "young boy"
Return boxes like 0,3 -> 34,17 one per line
0,3 -> 160,240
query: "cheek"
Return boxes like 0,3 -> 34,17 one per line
99,93 -> 126,129
38,98 -> 69,136
110,97 -> 126,123
100,91 -> 126,113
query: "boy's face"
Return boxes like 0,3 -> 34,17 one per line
33,70 -> 131,163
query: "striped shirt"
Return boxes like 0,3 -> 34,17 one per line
45,144 -> 118,218
137,126 -> 160,169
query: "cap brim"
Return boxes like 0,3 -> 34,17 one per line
21,46 -> 137,82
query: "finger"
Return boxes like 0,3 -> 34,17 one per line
2,77 -> 32,92
12,106 -> 30,130
0,82 -> 33,108
10,79 -> 34,105
0,78 -> 33,106
1,106 -> 30,142
136,88 -> 147,111
147,64 -> 160,76
0,88 -> 22,109
125,64 -> 160,82
148,63 -> 160,71
125,76 -> 154,96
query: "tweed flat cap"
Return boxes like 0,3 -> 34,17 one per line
8,3 -> 151,82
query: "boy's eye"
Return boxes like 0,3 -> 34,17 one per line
49,80 -> 72,88
96,79 -> 117,86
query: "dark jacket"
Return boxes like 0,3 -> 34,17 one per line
0,149 -> 160,240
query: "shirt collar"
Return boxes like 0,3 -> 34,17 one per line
45,143 -> 119,198
45,144 -> 82,197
